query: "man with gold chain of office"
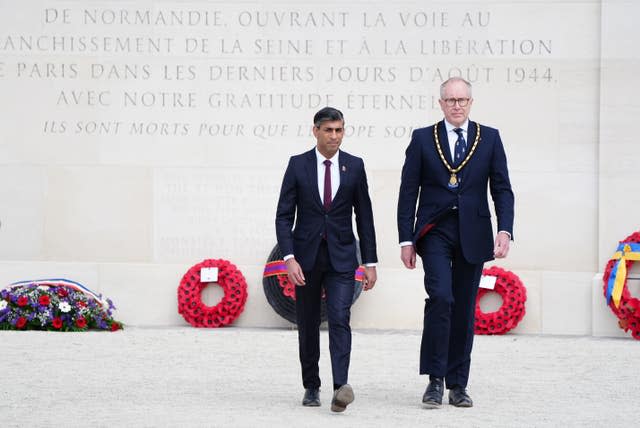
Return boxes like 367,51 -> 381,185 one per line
397,77 -> 515,408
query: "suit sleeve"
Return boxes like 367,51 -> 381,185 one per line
489,130 -> 515,239
275,157 -> 297,257
353,159 -> 378,264
397,130 -> 422,243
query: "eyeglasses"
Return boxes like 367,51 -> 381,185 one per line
442,98 -> 470,107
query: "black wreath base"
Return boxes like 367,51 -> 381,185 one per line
263,243 -> 364,324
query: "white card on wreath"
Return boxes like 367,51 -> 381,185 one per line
200,267 -> 219,283
479,275 -> 497,290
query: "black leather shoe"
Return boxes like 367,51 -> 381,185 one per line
448,386 -> 473,407
331,384 -> 354,412
422,378 -> 443,409
302,388 -> 321,407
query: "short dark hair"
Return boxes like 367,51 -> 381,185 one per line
313,107 -> 344,127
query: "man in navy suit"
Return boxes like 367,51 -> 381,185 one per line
397,77 -> 514,408
275,107 -> 378,412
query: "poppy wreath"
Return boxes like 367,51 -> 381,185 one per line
177,259 -> 248,328
262,244 -> 365,324
474,266 -> 527,335
602,231 -> 640,340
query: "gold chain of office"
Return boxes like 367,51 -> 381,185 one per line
433,121 -> 481,188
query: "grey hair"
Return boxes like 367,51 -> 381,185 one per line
440,77 -> 472,99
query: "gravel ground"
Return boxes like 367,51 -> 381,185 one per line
1,327 -> 638,428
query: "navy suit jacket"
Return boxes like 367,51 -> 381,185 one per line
397,121 -> 514,264
276,148 -> 377,272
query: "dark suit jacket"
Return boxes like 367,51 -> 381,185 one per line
276,148 -> 377,272
397,121 -> 514,264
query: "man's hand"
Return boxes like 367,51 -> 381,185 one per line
285,258 -> 306,286
401,245 -> 416,269
363,266 -> 377,290
493,232 -> 511,258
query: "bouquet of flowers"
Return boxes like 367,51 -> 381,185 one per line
0,279 -> 123,331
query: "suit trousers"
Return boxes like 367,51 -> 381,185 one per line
295,240 -> 354,389
416,210 -> 484,388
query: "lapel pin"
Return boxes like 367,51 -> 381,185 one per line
342,165 -> 346,172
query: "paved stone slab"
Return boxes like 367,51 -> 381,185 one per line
1,328 -> 638,427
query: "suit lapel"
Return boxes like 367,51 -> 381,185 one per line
454,121 -> 479,188
459,121 -> 477,179
305,150 -> 324,208
467,121 -> 477,152
333,153 -> 349,203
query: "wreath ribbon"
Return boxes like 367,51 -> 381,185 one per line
606,243 -> 640,308
263,260 -> 365,281
263,261 -> 288,277
8,278 -> 106,306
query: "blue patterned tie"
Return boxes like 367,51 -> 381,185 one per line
453,128 -> 467,166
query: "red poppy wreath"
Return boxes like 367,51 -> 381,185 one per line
474,266 -> 527,335
602,231 -> 640,340
177,259 -> 248,328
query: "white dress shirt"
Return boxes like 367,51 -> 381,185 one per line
444,119 -> 468,161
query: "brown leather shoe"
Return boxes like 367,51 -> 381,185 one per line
448,386 -> 473,407
331,384 -> 354,412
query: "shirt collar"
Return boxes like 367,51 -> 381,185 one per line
444,119 -> 469,134
315,148 -> 339,165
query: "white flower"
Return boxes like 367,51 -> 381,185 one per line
58,301 -> 71,313
37,285 -> 50,291
37,311 -> 51,326
0,300 -> 7,310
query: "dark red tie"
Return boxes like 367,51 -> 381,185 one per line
323,159 -> 332,210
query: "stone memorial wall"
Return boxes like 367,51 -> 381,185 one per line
0,0 -> 637,335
